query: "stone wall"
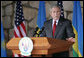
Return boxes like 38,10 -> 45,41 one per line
1,1 -> 83,57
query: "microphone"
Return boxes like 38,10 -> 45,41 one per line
33,27 -> 39,36
39,27 -> 45,35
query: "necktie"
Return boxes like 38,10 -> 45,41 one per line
53,21 -> 56,37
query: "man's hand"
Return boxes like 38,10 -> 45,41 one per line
66,37 -> 75,43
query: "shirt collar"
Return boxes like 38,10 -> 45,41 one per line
53,19 -> 59,24
52,19 -> 59,28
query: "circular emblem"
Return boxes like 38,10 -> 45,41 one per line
19,37 -> 33,56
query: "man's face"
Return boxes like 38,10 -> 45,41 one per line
50,7 -> 61,20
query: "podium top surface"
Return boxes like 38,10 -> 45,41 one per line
6,37 -> 73,50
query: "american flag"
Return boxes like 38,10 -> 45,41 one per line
13,1 -> 26,57
57,1 -> 64,18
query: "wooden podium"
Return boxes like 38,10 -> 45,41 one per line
6,37 -> 74,57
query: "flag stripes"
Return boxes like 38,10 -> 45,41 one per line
13,1 -> 27,57
72,1 -> 83,57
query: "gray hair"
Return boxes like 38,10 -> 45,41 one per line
49,4 -> 61,12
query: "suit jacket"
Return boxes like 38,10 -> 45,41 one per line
40,17 -> 75,40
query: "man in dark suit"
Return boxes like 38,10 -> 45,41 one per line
40,5 -> 75,57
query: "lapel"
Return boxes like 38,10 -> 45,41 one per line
54,17 -> 64,38
48,19 -> 53,38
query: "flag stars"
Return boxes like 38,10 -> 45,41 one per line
61,11 -> 63,13
17,19 -> 19,21
18,9 -> 19,11
61,14 -> 63,16
22,18 -> 24,20
17,12 -> 19,14
16,22 -> 19,25
57,1 -> 64,18
20,7 -> 22,9
19,13 -> 21,15
15,1 -> 25,26
17,16 -> 19,18
20,10 -> 21,12
59,3 -> 61,4
19,17 -> 21,19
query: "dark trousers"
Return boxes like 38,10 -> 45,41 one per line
52,51 -> 69,57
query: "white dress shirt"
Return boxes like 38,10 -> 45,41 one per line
52,19 -> 59,29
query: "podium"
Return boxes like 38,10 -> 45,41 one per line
6,37 -> 74,57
